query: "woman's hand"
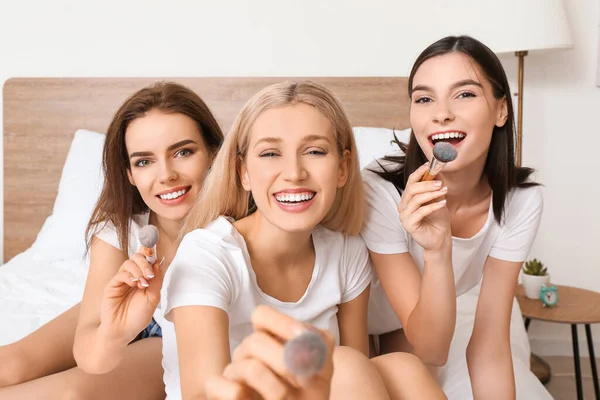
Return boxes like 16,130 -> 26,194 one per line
205,305 -> 335,400
99,249 -> 166,343
398,162 -> 451,252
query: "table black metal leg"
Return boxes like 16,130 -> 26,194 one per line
525,317 -> 531,331
585,324 -> 600,400
572,324 -> 584,400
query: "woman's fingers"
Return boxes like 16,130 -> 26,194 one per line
205,375 -> 255,400
102,270 -> 139,300
131,252 -> 156,280
119,259 -> 149,289
222,359 -> 290,400
251,305 -> 307,342
398,180 -> 443,214
401,199 -> 447,230
400,186 -> 448,218
232,331 -> 301,389
249,306 -> 335,380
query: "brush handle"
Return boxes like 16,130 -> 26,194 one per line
142,245 -> 157,264
421,170 -> 436,181
420,165 -> 446,204
420,158 -> 446,182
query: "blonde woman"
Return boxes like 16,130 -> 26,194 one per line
152,81 -> 446,399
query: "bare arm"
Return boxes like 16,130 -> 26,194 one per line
466,256 -> 520,400
74,237 -> 129,372
370,245 -> 456,366
171,305 -> 231,400
74,237 -> 162,373
337,285 -> 370,356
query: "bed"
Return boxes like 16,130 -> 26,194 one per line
2,78 -> 549,398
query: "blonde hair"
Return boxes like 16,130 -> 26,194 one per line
180,80 -> 365,240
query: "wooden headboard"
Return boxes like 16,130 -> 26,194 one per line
3,77 -> 410,262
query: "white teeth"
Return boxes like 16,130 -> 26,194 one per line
275,192 -> 315,203
431,132 -> 465,141
159,188 -> 187,200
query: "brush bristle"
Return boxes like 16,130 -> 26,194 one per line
283,331 -> 327,379
433,142 -> 458,163
139,225 -> 159,248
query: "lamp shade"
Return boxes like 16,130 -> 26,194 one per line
448,0 -> 573,55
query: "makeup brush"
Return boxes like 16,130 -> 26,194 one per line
283,330 -> 327,379
421,142 -> 458,181
139,225 -> 159,264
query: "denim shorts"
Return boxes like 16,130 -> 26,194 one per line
134,317 -> 163,341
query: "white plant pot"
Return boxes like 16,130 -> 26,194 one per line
522,273 -> 550,300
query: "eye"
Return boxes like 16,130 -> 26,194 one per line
305,148 -> 327,156
456,91 -> 476,99
259,151 -> 279,158
414,96 -> 433,104
134,159 -> 151,168
176,148 -> 194,158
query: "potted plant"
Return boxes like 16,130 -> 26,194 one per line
522,258 -> 550,300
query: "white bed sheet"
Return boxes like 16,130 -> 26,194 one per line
0,249 -> 88,346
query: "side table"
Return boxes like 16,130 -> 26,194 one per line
516,284 -> 600,400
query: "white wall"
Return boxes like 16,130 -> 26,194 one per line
1,0 -> 599,356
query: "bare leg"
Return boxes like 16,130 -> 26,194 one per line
330,346 -> 391,400
372,353 -> 447,400
0,304 -> 80,387
0,337 -> 165,400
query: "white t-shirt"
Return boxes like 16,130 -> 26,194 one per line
93,212 -> 163,325
361,159 -> 543,335
160,216 -> 372,400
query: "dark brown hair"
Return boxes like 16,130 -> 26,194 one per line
85,81 -> 224,255
374,35 -> 538,224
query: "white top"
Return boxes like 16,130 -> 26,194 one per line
93,212 -> 163,325
361,159 -> 543,335
160,216 -> 372,400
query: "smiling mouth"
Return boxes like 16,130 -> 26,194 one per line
157,186 -> 191,200
274,192 -> 316,204
429,131 -> 466,146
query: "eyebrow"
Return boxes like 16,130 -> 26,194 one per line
129,139 -> 198,159
412,79 -> 484,93
253,134 -> 331,148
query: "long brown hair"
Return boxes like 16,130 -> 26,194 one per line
180,80 -> 365,240
85,81 -> 224,255
374,36 -> 538,224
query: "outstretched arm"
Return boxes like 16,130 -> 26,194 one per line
466,256 -> 520,400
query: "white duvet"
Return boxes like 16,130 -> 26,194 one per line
0,249 -> 88,346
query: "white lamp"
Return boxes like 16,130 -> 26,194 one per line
463,0 -> 573,166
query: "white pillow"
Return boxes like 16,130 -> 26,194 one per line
31,129 -> 106,262
352,126 -> 411,169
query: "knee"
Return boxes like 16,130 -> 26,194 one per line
372,352 -> 439,386
373,352 -> 430,375
332,346 -> 379,381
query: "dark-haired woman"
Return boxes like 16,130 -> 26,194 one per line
363,36 -> 551,399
